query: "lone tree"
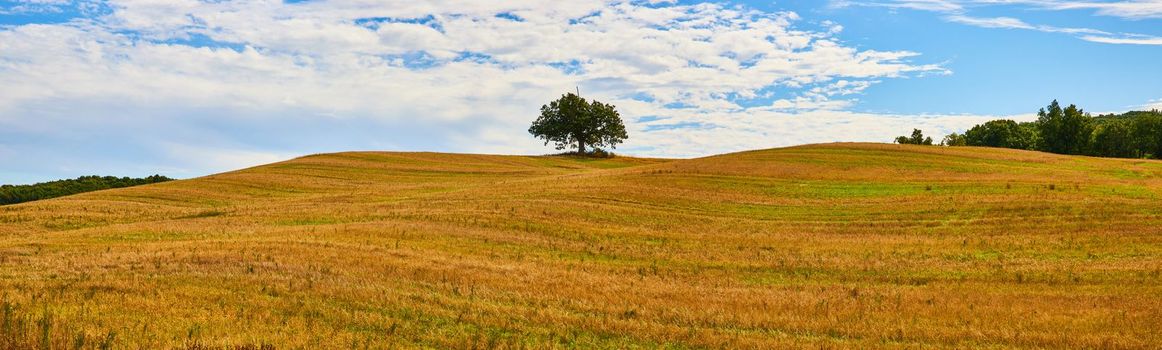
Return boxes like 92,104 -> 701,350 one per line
529,92 -> 628,154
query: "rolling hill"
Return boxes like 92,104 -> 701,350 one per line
1,143 -> 1160,349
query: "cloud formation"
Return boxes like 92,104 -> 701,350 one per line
839,0 -> 1162,45
0,0 -> 980,182
1142,98 -> 1162,110
1044,0 -> 1162,19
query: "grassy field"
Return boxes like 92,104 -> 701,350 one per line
0,143 -> 1160,349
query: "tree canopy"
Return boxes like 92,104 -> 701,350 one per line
894,129 -> 933,145
1,175 -> 173,205
529,93 -> 628,154
941,133 -> 967,146
964,119 -> 1038,150
1091,119 -> 1135,158
1128,112 -> 1162,158
1037,100 -> 1093,155
938,100 -> 1162,159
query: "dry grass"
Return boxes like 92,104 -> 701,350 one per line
0,144 -> 1160,349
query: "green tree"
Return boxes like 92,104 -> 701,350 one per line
529,93 -> 628,154
895,129 -> 933,145
941,132 -> 967,146
956,105 -> 1161,159
1036,100 -> 1094,155
1091,120 -> 1136,158
1131,113 -> 1162,158
0,175 -> 173,205
1016,122 -> 1041,150
964,119 -> 1037,150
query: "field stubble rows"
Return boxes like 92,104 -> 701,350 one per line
0,143 -> 1160,349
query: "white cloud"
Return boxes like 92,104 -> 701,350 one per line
1080,34 -> 1162,45
634,109 -> 1040,157
1044,0 -> 1162,20
944,14 -> 1117,35
1,1 -> 945,114
833,0 -> 964,12
160,143 -> 295,175
858,0 -> 1162,20
847,0 -> 1162,45
1141,98 -> 1162,110
945,15 -> 1036,29
0,0 -> 73,15
0,0 -> 1020,182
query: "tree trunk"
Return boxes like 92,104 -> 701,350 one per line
577,140 -> 586,154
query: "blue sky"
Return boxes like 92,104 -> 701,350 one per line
1,0 -> 1160,184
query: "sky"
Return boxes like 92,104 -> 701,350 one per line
1,0 -> 1160,184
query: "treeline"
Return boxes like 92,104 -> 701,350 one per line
0,175 -> 173,205
898,100 -> 1162,159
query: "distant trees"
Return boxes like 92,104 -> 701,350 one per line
964,119 -> 1038,150
1091,120 -> 1135,158
940,133 -> 967,146
1036,100 -> 1093,155
894,129 -> 933,145
0,175 -> 173,205
529,92 -> 628,155
937,100 -> 1162,159
1130,113 -> 1162,158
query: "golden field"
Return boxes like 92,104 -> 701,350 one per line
0,143 -> 1159,349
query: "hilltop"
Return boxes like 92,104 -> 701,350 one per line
1,143 -> 1160,349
